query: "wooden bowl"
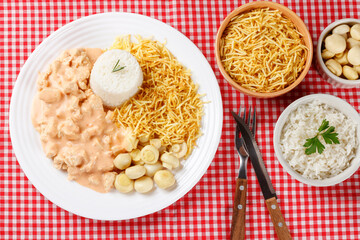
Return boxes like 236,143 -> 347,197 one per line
215,1 -> 313,98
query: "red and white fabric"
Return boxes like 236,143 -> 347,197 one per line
1,1 -> 359,239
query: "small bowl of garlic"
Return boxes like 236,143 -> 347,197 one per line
316,18 -> 360,88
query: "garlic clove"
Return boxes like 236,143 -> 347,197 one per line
325,59 -> 342,76
343,65 -> 359,80
333,24 -> 350,35
321,49 -> 335,60
350,24 -> 360,41
346,38 -> 360,49
325,33 -> 347,54
334,50 -> 349,65
347,46 -> 360,66
354,65 -> 360,74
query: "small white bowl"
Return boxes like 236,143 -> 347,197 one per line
273,94 -> 360,186
316,18 -> 360,88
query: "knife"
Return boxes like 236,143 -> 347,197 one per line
231,111 -> 292,240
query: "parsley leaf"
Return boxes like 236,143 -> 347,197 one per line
318,119 -> 329,132
321,126 -> 340,144
303,119 -> 340,155
304,136 -> 325,155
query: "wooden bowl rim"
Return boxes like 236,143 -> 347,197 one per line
215,1 -> 313,98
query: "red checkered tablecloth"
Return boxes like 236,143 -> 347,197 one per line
1,0 -> 360,239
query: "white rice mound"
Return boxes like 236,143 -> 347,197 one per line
90,49 -> 143,107
280,100 -> 358,180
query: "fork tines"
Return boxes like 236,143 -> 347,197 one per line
238,106 -> 256,136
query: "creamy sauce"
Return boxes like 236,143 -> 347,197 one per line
31,48 -> 127,193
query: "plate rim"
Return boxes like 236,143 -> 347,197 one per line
9,12 -> 223,220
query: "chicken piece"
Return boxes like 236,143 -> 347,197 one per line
74,66 -> 91,82
80,154 -> 97,173
102,135 -> 111,149
42,117 -> 58,138
68,96 -> 80,112
36,75 -> 49,90
58,118 -> 80,140
87,94 -> 103,110
44,142 -> 58,158
53,154 -> 67,170
67,166 -> 78,180
38,88 -> 62,103
62,147 -> 87,167
51,60 -> 62,73
88,174 -> 100,185
63,81 -> 78,94
77,80 -> 88,90
82,125 -> 101,140
103,172 -> 116,192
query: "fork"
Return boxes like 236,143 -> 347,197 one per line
230,107 -> 256,240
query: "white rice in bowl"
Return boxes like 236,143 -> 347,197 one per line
280,100 -> 358,180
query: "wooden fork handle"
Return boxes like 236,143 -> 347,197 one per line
230,178 -> 247,240
265,197 -> 292,240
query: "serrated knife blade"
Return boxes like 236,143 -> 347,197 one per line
231,111 -> 276,200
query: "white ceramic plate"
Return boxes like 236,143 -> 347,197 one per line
273,94 -> 360,186
10,13 -> 223,220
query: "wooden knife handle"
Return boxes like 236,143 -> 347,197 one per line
230,178 -> 247,240
265,197 -> 292,240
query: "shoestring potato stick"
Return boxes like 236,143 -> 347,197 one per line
110,35 -> 204,159
220,8 -> 308,93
